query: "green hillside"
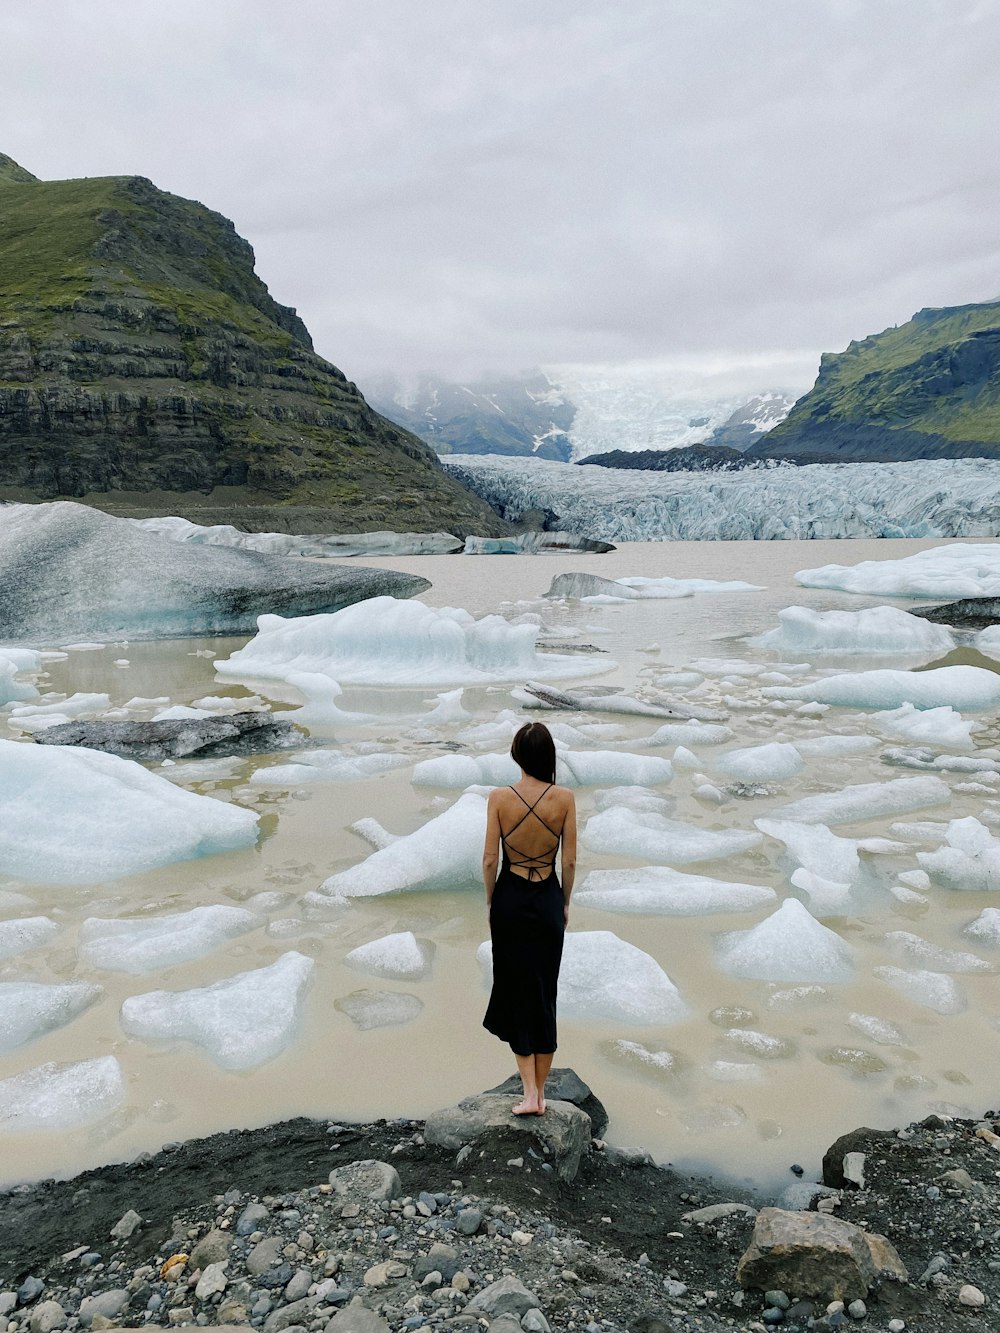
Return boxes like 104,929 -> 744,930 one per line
0,155 -> 507,535
751,299 -> 1000,461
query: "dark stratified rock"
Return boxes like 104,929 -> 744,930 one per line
0,501 -> 429,641
910,596 -> 1000,630
483,1068 -> 609,1137
463,532 -> 615,554
822,1127 -> 897,1190
424,1094 -> 592,1182
34,711 -> 300,760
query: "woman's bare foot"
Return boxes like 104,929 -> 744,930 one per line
534,1098 -> 546,1115
512,1096 -> 540,1116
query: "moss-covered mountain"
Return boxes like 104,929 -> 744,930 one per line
751,299 -> 1000,462
0,154 -> 507,535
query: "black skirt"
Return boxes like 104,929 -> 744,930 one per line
483,860 -> 565,1056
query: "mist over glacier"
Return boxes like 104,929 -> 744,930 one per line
445,455 -> 1000,541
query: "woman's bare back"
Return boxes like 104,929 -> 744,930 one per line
493,781 -> 573,880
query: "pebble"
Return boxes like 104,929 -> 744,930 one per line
847,1298 -> 866,1319
236,1202 -> 270,1236
663,1279 -> 688,1298
888,1321 -> 906,1332
764,1290 -> 790,1310
959,1284 -> 986,1308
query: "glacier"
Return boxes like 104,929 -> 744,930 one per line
443,455 -> 1000,541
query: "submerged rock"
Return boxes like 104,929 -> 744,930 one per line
0,502 -> 429,641
34,711 -> 300,760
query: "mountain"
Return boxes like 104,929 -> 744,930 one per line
704,392 -> 797,450
750,300 -> 1000,462
0,155 -> 507,536
365,372 -> 575,460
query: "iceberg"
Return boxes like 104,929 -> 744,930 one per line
411,748 -> 673,789
752,605 -> 954,655
0,501 -> 428,641
120,951 -> 314,1070
768,776 -> 951,826
0,982 -> 102,1053
716,742 -> 803,783
423,689 -> 472,723
755,819 -> 861,885
917,816 -> 1000,891
133,515 -> 463,557
714,898 -> 855,982
344,931 -> 433,980
545,572 -> 761,600
965,908 -> 1000,947
216,598 -> 611,689
0,647 -> 41,706
250,750 -> 411,786
874,966 -> 967,1014
0,916 -> 59,960
477,929 -> 688,1025
0,1056 -> 126,1132
78,905 -> 260,974
574,866 -> 776,915
0,740 -> 259,885
762,665 -> 1000,711
873,703 -> 976,750
318,791 -> 487,899
797,543 -> 1000,598
582,806 -> 762,864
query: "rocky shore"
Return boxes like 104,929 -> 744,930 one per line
1,1076 -> 997,1333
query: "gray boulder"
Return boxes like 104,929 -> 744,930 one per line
483,1068 -> 608,1137
912,596 -> 1000,629
544,572 -> 638,600
78,1290 -> 130,1328
737,1207 -> 907,1302
36,711 -> 300,760
0,501 -> 428,641
324,1309 -> 391,1333
328,1159 -> 401,1204
425,1094 -> 591,1182
467,1275 -> 540,1318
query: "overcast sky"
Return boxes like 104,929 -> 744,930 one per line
3,0 -> 999,394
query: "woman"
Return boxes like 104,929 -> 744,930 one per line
482,721 -> 577,1116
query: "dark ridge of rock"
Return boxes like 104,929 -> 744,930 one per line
464,532 -> 615,554
910,596 -> 1000,629
576,444 -> 779,472
822,1127 -> 897,1189
34,711 -> 300,760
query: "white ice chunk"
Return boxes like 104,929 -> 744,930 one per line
0,981 -> 102,1053
423,689 -> 471,723
575,866 -> 776,915
250,751 -> 410,786
411,752 -> 519,788
796,544 -> 1000,598
790,868 -> 854,916
0,1056 -> 125,1132
477,929 -> 688,1025
582,806 -> 762,864
216,598 -> 612,688
794,735 -> 880,757
120,951 -> 314,1070
965,908 -> 1000,947
344,931 -> 433,980
78,905 -> 260,974
616,575 -> 763,595
151,705 -> 206,721
319,792 -> 487,899
411,749 -> 673,789
641,721 -> 734,748
917,816 -> 1000,891
873,703 -> 976,750
715,899 -> 855,982
874,966 -> 967,1014
762,666 -> 1000,712
883,930 -> 991,973
0,740 -> 259,885
717,742 -> 803,783
846,1012 -> 908,1046
706,1060 -> 763,1082
592,787 -> 670,814
768,777 -> 950,827
0,916 -> 59,960
672,745 -> 700,769
756,819 -> 860,885
335,990 -> 423,1029
752,605 -> 954,655
0,648 -> 41,706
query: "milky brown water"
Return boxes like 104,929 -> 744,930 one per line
3,538 -> 1000,1193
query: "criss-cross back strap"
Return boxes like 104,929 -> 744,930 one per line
501,784 -> 561,880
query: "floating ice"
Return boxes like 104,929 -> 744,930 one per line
714,899 -> 855,982
120,952 -> 314,1070
883,931 -> 991,973
250,751 -> 410,786
0,1056 -> 125,1132
278,672 -> 374,728
335,990 -> 423,1029
0,740 -> 259,884
717,742 -> 803,783
617,575 -> 764,595
319,792 -> 487,899
769,777 -> 950,827
0,648 -> 41,707
605,1039 -> 678,1077
592,787 -> 670,815
756,819 -> 860,886
965,908 -> 1000,947
423,689 -> 471,723
412,749 -> 673,789
874,966 -> 967,1014
873,703 -> 976,750
0,982 -> 102,1053
846,1012 -> 908,1046
0,917 -> 59,960
575,866 -> 775,915
411,753 -> 519,788
216,598 -> 610,689
582,806 -> 762,864
917,817 -> 1000,891
344,931 -> 433,980
134,515 -> 462,557
793,735 -> 880,757
706,1060 -> 763,1082
721,1029 -> 795,1059
883,748 -> 998,774
762,666 -> 1000,711
9,693 -> 112,733
790,868 -> 854,916
797,544 -> 1000,598
752,605 -> 954,656
478,930 -> 688,1025
641,721 -> 735,748
79,906 -> 260,974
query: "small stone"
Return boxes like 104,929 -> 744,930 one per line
159,1253 -> 188,1282
888,1320 -> 905,1332
521,1310 -> 551,1333
218,1299 -> 248,1324
507,1157 -> 524,1168
263,1296 -> 318,1332
467,1275 -> 540,1319
451,1272 -> 470,1293
284,1270 -> 313,1303
168,1307 -> 194,1325
324,1307 -> 392,1333
28,1301 -> 66,1333
328,1159 -> 401,1205
842,1153 -> 865,1189
847,1299 -> 866,1319
0,1294 -> 17,1318
247,1236 -> 284,1277
456,1209 -> 482,1236
511,1230 -> 533,1245
761,1310 -> 784,1326
959,1285 -> 986,1308
663,1279 -> 688,1298
190,1226 -> 233,1269
194,1262 -> 228,1301
17,1278 -> 44,1306
363,1260 -> 407,1287
236,1202 -> 270,1236
764,1291 -> 790,1310
110,1209 -> 142,1240
78,1290 -> 130,1327
421,1271 -> 443,1289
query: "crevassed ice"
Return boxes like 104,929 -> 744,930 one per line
120,952 -> 314,1070
763,666 -> 1000,711
0,981 -> 103,1053
78,905 -> 260,974
411,749 -> 673,789
477,930 -> 688,1025
714,898 -> 855,982
0,740 -> 259,885
582,806 -> 762,864
716,742 -> 803,783
873,703 -> 976,750
752,605 -> 955,656
344,931 -> 433,980
796,543 -> 1000,597
874,966 -> 967,1015
250,751 -> 410,787
215,598 -> 613,688
574,866 -> 775,915
769,776 -> 950,826
0,916 -> 59,961
0,1056 -> 125,1132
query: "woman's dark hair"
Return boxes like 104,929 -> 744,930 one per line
510,721 -> 557,784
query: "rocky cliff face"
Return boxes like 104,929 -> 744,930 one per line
0,158 -> 507,535
751,300 -> 1000,462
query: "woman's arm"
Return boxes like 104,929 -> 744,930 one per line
560,792 -> 577,923
482,789 -> 502,911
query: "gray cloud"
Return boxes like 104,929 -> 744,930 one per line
2,0 -> 999,389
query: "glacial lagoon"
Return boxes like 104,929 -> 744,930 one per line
2,537 -> 1000,1193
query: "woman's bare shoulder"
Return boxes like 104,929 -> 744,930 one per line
551,784 -> 575,805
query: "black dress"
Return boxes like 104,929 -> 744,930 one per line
483,785 -> 565,1056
